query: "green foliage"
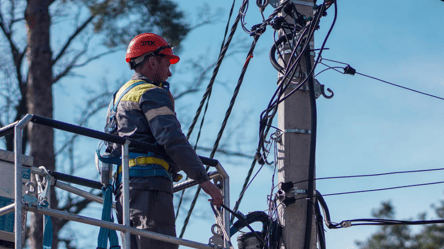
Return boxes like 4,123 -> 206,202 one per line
356,200 -> 444,249
88,0 -> 190,49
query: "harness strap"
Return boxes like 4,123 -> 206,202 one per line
125,156 -> 169,172
41,202 -> 53,249
97,185 -> 120,249
111,80 -> 147,112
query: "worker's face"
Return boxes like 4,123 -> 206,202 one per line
152,57 -> 172,83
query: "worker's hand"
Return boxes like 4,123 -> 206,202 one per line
200,180 -> 223,207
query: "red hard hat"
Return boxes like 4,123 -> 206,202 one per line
125,33 -> 180,65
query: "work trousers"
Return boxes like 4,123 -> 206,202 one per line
116,188 -> 178,249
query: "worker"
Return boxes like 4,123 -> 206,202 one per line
106,33 -> 223,249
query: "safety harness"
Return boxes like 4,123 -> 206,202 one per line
96,79 -> 173,185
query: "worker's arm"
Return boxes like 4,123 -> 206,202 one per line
140,87 -> 209,183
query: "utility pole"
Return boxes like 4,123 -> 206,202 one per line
277,0 -> 317,248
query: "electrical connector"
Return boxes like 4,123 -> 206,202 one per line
344,65 -> 356,75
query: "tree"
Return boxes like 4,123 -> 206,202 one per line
356,200 -> 444,249
0,0 -> 191,248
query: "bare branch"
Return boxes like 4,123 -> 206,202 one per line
0,4 -> 28,88
10,17 -> 24,24
52,47 -> 121,85
52,49 -> 86,84
52,15 -> 95,67
189,4 -> 223,32
196,146 -> 253,159
0,8 -> 17,56
59,197 -> 95,228
71,48 -> 122,69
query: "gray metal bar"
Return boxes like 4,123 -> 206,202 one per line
173,171 -> 220,193
122,141 -> 131,249
0,120 -> 18,138
23,206 -> 213,249
14,114 -> 32,249
0,203 -> 15,216
215,162 -> 230,245
54,181 -> 116,209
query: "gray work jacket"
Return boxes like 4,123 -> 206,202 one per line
108,73 -> 209,194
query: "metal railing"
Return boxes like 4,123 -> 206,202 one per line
0,114 -> 231,249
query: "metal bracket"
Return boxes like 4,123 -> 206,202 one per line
101,163 -> 112,185
285,129 -> 311,134
209,224 -> 224,249
283,79 -> 334,99
23,194 -> 39,207
290,188 -> 307,196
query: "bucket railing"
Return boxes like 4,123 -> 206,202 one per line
0,114 -> 231,249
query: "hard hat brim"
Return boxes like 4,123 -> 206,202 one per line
168,55 -> 180,64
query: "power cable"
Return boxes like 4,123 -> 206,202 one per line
179,34 -> 261,238
221,204 -> 269,249
356,72 -> 444,101
175,0 -> 239,220
319,58 -> 444,101
216,0 -> 294,224
258,0 -> 337,164
185,0 -> 247,142
292,167 -> 444,185
322,180 -> 444,197
291,181 -> 444,209
231,115 -> 278,222
315,191 -> 444,231
233,0 -> 336,221
336,218 -> 444,227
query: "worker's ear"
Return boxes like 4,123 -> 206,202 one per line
147,56 -> 159,69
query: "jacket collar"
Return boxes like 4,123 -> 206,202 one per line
131,72 -> 161,87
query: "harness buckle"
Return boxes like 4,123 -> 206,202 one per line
135,156 -> 145,166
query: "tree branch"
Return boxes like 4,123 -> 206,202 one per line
52,15 -> 95,67
52,48 -> 120,84
196,146 -> 253,159
71,48 -> 121,69
52,49 -> 85,84
59,197 -> 95,228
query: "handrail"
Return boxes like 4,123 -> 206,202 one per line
48,170 -> 103,190
30,115 -> 219,167
0,120 -> 18,138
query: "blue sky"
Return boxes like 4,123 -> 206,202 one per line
50,0 -> 444,248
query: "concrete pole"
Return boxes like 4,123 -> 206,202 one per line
277,0 -> 316,248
